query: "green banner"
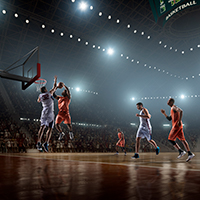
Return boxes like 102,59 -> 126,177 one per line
149,0 -> 200,25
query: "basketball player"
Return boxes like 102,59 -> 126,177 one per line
36,76 -> 58,152
132,102 -> 160,159
53,83 -> 74,140
161,98 -> 195,162
115,128 -> 126,156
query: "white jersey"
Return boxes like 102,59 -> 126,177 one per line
39,92 -> 54,112
136,109 -> 152,140
139,109 -> 152,130
39,92 -> 55,128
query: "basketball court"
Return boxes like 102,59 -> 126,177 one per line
0,152 -> 200,200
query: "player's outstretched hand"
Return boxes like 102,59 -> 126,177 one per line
161,109 -> 165,114
136,114 -> 139,117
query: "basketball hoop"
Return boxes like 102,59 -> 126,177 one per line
34,78 -> 47,92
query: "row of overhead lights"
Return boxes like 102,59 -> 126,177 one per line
69,87 -> 98,95
120,50 -> 200,80
70,1 -> 200,55
1,8 -> 199,80
0,8 -> 115,56
131,94 -> 200,101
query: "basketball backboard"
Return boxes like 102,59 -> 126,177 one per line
0,46 -> 41,90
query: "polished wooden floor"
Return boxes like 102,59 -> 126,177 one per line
0,152 -> 200,200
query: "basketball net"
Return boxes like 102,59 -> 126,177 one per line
34,78 -> 47,92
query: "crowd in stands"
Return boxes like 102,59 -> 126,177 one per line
0,112 -> 199,153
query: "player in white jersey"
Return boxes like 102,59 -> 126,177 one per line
36,76 -> 58,152
132,102 -> 160,159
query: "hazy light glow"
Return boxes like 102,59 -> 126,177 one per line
60,32 -> 64,36
181,95 -> 185,99
127,24 -> 131,28
130,123 -> 136,126
90,6 -> 93,10
163,124 -> 170,127
79,2 -> 88,11
108,15 -> 111,19
71,0 -> 75,2
70,34 -> 73,38
25,19 -> 30,24
51,29 -> 55,33
116,19 -> 120,23
107,48 -> 114,55
14,13 -> 18,18
131,97 -> 135,101
99,12 -> 102,16
76,87 -> 80,92
41,24 -> 45,28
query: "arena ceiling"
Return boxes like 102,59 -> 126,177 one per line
0,0 -> 200,126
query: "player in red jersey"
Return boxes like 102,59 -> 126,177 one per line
161,98 -> 195,162
115,128 -> 126,156
53,83 -> 74,140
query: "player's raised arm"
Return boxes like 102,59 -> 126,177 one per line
161,109 -> 172,121
50,76 -> 58,95
53,92 -> 60,100
63,84 -> 71,99
136,108 -> 151,119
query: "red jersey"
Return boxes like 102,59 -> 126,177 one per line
171,107 -> 183,129
58,96 -> 70,113
118,132 -> 125,141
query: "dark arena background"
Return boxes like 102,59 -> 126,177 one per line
0,0 -> 200,199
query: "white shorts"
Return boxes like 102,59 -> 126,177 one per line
40,109 -> 54,128
136,127 -> 152,141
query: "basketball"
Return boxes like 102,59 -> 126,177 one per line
57,82 -> 63,89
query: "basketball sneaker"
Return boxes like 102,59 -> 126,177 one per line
131,153 -> 139,159
177,151 -> 186,159
115,152 -> 119,155
156,147 -> 160,155
36,142 -> 42,151
43,142 -> 49,152
69,132 -> 74,140
124,152 -> 127,156
58,132 -> 65,140
186,153 -> 195,162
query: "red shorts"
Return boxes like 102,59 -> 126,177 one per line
116,140 -> 125,147
55,111 -> 71,125
168,127 -> 185,141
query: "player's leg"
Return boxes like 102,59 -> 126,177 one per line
148,139 -> 160,155
55,115 -> 65,140
37,125 -> 45,151
67,123 -> 74,140
168,128 -> 186,158
131,137 -> 141,159
179,130 -> 195,162
43,120 -> 54,152
115,143 -> 119,155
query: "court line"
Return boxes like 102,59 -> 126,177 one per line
1,154 -> 200,172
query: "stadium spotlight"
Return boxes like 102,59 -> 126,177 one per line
76,87 -> 80,92
70,34 -> 73,38
71,0 -> 75,2
181,95 -> 185,99
108,15 -> 112,19
25,19 -> 30,24
41,24 -> 45,28
14,13 -> 18,18
79,2 -> 88,11
147,36 -> 150,39
2,10 -> 6,14
131,97 -> 135,101
116,19 -> 120,23
134,30 -> 137,33
107,48 -> 114,55
130,123 -> 136,126
60,32 -> 64,36
99,12 -> 102,16
127,24 -> 131,28
51,29 -> 55,33
85,41 -> 88,45
90,6 -> 93,10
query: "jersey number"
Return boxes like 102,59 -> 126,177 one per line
42,94 -> 49,100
